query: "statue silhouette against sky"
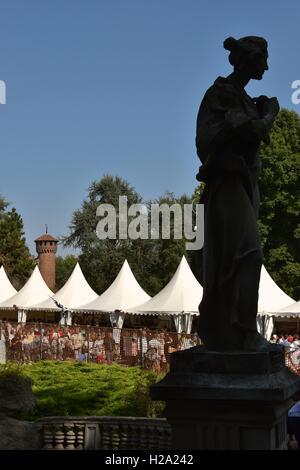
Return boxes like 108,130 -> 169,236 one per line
195,36 -> 280,351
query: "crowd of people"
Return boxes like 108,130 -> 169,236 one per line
270,333 -> 300,372
1,321 -> 300,374
0,321 -> 199,372
270,333 -> 300,349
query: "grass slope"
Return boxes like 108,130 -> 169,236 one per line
0,361 -> 165,420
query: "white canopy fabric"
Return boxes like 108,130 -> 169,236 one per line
256,314 -> 274,341
76,260 -> 151,313
258,265 -> 295,314
274,300 -> 300,318
0,266 -> 17,303
128,256 -> 203,316
109,311 -> 126,328
173,313 -> 194,334
0,266 -> 53,310
30,263 -> 98,311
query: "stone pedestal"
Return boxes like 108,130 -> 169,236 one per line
150,346 -> 300,450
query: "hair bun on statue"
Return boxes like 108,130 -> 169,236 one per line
223,37 -> 237,51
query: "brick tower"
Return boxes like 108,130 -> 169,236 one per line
35,228 -> 58,290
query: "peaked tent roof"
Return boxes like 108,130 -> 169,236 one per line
0,266 -> 17,303
276,300 -> 300,317
128,256 -> 203,315
0,266 -> 54,310
258,266 -> 295,313
76,260 -> 151,313
30,263 -> 98,311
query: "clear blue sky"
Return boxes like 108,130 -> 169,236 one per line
0,0 -> 299,254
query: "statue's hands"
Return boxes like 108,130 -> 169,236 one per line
253,95 -> 269,104
264,97 -> 280,118
254,96 -> 280,118
253,96 -> 279,143
253,95 -> 269,116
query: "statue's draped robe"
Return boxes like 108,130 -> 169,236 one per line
196,76 -> 264,350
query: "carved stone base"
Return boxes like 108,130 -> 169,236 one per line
150,346 -> 300,450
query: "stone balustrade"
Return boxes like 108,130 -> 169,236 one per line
35,416 -> 171,450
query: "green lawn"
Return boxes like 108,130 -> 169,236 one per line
0,361 -> 165,420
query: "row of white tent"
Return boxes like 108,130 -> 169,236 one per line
0,257 -> 298,335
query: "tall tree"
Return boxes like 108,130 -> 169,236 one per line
0,195 -> 8,215
63,174 -> 144,293
64,175 -> 193,296
142,191 -> 192,294
55,254 -> 78,290
0,207 -> 34,289
259,108 -> 300,299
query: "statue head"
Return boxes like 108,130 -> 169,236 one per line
224,36 -> 268,80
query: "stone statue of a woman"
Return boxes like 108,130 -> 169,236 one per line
195,36 -> 280,351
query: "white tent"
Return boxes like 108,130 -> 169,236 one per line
258,266 -> 295,313
0,266 -> 17,303
76,260 -> 151,327
274,301 -> 300,318
256,266 -> 296,339
0,266 -> 54,322
30,263 -> 98,324
128,256 -> 203,333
